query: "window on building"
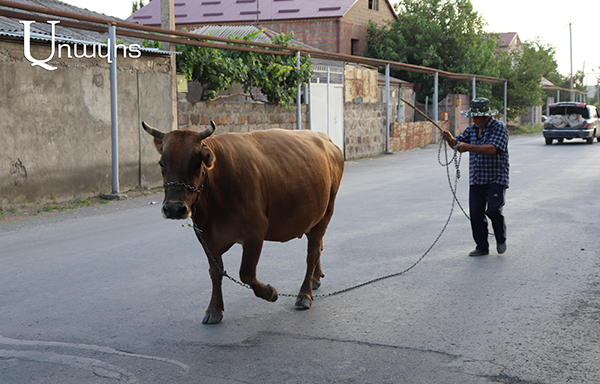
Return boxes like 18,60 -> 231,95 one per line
368,0 -> 379,11
351,39 -> 359,56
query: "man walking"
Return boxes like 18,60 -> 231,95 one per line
442,97 -> 509,256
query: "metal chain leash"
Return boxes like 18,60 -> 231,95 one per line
438,140 -> 470,220
162,169 -> 247,287
163,169 -> 252,289
310,140 -> 465,299
192,224 -> 253,290
179,142 -> 467,300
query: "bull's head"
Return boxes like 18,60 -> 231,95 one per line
142,121 -> 216,220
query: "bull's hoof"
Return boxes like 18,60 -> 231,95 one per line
295,294 -> 312,309
313,272 -> 324,290
312,279 -> 321,290
266,284 -> 278,302
202,312 -> 223,324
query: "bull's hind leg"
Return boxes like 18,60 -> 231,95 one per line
312,247 -> 325,290
297,220 -> 330,309
297,190 -> 338,309
239,238 -> 278,303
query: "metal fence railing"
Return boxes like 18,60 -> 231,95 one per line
0,0 -> 508,85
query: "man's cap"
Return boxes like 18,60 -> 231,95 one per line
460,97 -> 499,117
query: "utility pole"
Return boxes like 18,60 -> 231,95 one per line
569,21 -> 574,101
161,0 -> 177,130
582,61 -> 585,103
385,64 -> 391,153
109,24 -> 120,197
296,50 -> 301,130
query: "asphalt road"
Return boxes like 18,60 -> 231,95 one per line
1,133 -> 600,384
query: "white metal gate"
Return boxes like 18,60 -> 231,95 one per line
309,65 -> 344,154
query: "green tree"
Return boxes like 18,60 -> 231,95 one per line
367,0 -> 563,121
589,70 -> 600,109
131,0 -> 146,14
176,31 -> 312,108
492,38 -> 560,119
367,0 -> 499,102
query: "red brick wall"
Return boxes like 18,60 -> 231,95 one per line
178,0 -> 396,55
338,21 -> 367,55
259,19 -> 340,53
389,121 -> 447,151
340,0 -> 396,55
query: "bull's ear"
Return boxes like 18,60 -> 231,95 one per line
154,137 -> 163,154
200,147 -> 215,169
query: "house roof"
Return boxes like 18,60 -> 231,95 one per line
191,24 -> 275,44
377,72 -> 413,87
128,0 -> 395,26
541,77 -> 554,87
0,0 -> 171,53
497,32 -> 519,50
0,0 -> 122,42
191,24 -> 314,48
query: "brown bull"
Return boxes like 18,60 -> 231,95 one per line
142,121 -> 344,324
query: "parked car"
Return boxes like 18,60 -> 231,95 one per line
543,102 -> 600,144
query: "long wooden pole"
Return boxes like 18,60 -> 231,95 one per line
401,98 -> 445,133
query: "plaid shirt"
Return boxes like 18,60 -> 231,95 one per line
456,118 -> 509,187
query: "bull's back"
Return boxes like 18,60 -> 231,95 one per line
207,129 -> 343,241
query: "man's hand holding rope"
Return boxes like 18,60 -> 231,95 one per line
442,130 -> 460,150
442,130 -> 497,155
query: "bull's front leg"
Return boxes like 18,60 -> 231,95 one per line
203,249 -> 225,324
239,238 -> 278,302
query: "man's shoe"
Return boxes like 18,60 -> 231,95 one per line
497,242 -> 507,254
469,248 -> 489,257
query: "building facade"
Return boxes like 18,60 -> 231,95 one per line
129,0 -> 397,56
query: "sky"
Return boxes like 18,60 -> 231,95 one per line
60,0 -> 600,86
468,0 -> 600,87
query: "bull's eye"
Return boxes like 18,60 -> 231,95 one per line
158,160 -> 164,169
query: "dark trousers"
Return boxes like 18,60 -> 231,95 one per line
469,183 -> 507,251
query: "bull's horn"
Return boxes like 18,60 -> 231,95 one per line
199,120 -> 217,140
142,121 -> 165,139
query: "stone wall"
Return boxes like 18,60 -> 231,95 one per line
177,94 -> 309,133
344,102 -> 386,159
178,96 -> 387,160
177,96 -> 441,160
